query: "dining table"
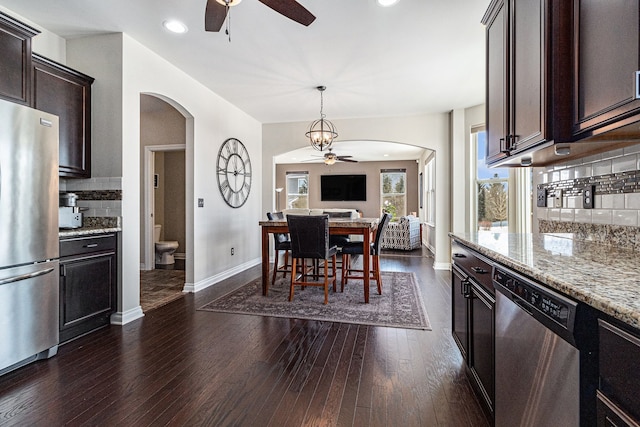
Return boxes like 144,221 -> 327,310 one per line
259,217 -> 380,303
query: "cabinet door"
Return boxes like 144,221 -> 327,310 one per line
452,265 -> 469,361
574,0 -> 640,138
510,0 -> 546,153
485,0 -> 509,164
0,13 -> 37,105
469,280 -> 495,417
599,319 -> 640,423
60,252 -> 115,342
33,55 -> 93,178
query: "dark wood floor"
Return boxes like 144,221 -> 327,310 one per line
0,253 -> 489,427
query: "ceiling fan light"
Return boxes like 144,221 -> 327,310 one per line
377,0 -> 399,6
324,156 -> 337,165
216,0 -> 242,6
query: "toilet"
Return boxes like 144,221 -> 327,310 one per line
154,224 -> 179,265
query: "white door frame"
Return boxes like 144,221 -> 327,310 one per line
143,144 -> 186,270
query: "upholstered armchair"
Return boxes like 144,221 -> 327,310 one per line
381,215 -> 422,250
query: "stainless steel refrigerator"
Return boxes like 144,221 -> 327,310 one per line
0,98 -> 60,375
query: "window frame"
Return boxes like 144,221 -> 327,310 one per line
285,171 -> 309,209
380,169 -> 407,220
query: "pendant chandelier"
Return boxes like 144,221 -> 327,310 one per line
306,86 -> 338,151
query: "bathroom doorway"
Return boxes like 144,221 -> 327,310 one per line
144,146 -> 186,271
140,94 -> 189,311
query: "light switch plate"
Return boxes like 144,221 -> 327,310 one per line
536,188 -> 547,207
554,190 -> 562,208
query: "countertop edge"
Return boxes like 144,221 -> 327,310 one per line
450,233 -> 640,331
59,227 -> 121,238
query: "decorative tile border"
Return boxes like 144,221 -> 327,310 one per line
71,189 -> 122,201
538,170 -> 640,198
539,219 -> 639,251
83,216 -> 121,228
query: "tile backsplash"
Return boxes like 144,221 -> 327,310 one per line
535,143 -> 640,249
61,177 -> 122,217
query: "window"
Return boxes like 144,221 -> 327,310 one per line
474,130 -> 509,232
286,171 -> 309,209
380,169 -> 406,220
425,155 -> 435,225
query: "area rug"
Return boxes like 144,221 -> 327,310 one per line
198,271 -> 431,330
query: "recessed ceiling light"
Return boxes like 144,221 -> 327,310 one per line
383,154 -> 389,157
377,0 -> 399,6
163,20 -> 188,34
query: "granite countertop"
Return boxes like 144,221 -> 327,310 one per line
59,216 -> 122,238
59,226 -> 121,238
450,232 -> 640,330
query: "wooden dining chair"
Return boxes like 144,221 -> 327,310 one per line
340,213 -> 391,296
286,214 -> 338,304
267,211 -> 291,286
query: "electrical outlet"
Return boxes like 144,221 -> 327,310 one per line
554,190 -> 563,208
231,247 -> 234,256
198,198 -> 204,207
583,185 -> 595,209
536,188 -> 547,207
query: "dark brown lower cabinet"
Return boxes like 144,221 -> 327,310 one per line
597,319 -> 640,427
451,263 -> 495,423
469,280 -> 495,417
452,265 -> 469,360
59,233 -> 116,344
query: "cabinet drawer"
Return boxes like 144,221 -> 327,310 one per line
60,234 -> 116,257
451,241 -> 494,293
599,319 -> 640,422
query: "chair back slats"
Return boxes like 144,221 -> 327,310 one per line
287,215 -> 332,259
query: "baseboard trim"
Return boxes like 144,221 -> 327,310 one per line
110,306 -> 145,325
433,262 -> 451,271
183,257 -> 261,293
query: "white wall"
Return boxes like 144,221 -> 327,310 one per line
66,33 -> 262,323
450,104 -> 485,233
263,114 -> 452,268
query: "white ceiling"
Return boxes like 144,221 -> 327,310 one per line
2,0 -> 487,164
0,0 -> 487,125
274,139 -> 429,164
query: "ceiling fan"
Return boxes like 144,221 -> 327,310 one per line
321,149 -> 358,165
205,0 -> 316,33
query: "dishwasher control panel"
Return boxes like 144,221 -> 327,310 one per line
493,268 -> 576,329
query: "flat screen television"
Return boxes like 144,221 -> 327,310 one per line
320,174 -> 367,201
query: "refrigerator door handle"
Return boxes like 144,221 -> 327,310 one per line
0,267 -> 55,286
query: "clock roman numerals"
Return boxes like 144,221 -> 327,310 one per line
216,138 -> 252,208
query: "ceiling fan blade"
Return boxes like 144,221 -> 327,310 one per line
205,0 -> 227,32
258,0 -> 316,26
338,158 -> 358,163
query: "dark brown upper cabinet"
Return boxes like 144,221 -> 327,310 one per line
0,12 -> 39,105
32,54 -> 94,178
482,0 -> 573,167
573,0 -> 640,140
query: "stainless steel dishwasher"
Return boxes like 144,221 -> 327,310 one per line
493,267 -> 583,427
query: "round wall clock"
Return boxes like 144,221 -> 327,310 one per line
216,138 -> 252,208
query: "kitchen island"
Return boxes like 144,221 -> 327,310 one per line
449,232 -> 640,330
450,232 -> 640,426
